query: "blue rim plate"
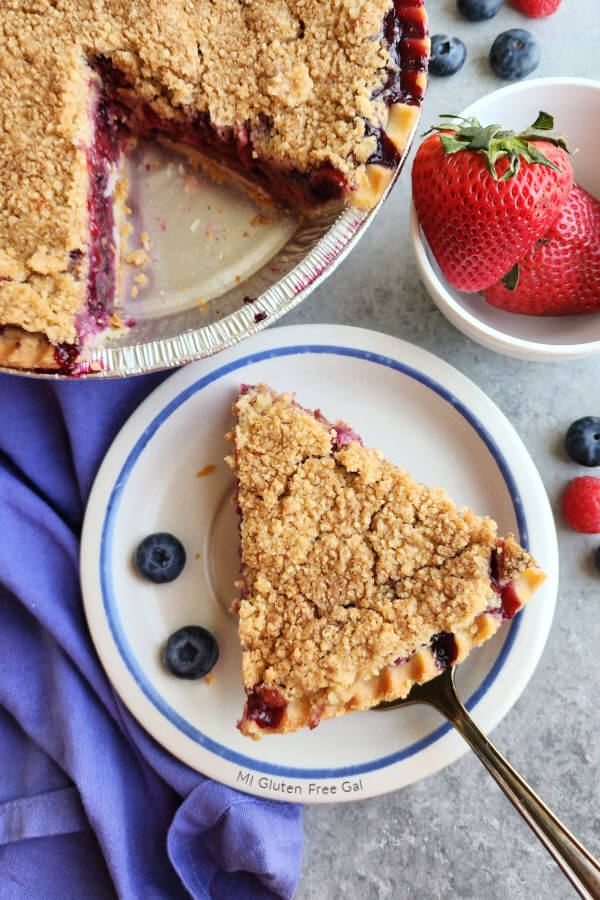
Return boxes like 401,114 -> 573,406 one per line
81,325 -> 557,802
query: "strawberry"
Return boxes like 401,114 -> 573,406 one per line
412,111 -> 573,292
511,0 -> 562,17
483,185 -> 600,316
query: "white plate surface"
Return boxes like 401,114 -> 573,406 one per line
81,325 -> 558,802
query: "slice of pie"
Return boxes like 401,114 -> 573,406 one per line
226,385 -> 546,738
0,1 -> 429,372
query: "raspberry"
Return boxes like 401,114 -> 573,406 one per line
562,477 -> 600,533
511,0 -> 562,17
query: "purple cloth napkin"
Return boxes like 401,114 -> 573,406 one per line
0,373 -> 303,899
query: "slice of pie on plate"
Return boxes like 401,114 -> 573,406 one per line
0,1 -> 428,372
226,384 -> 546,738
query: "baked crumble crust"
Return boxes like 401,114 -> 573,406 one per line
227,385 -> 546,736
0,327 -> 58,370
0,1 -> 428,354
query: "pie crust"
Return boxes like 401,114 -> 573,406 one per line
0,1 -> 429,372
226,385 -> 547,738
0,328 -> 58,371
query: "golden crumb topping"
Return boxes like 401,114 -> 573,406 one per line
228,385 -> 536,709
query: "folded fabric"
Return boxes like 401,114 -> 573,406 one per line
0,372 -> 303,899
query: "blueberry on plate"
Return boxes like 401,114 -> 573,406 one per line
457,0 -> 503,21
163,626 -> 219,679
429,34 -> 467,77
594,547 -> 600,573
489,29 -> 540,80
565,417 -> 600,467
134,532 -> 186,583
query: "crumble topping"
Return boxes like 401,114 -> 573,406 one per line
228,386 -> 536,709
0,0 -> 402,345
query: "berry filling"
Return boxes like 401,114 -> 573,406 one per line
243,687 -> 288,730
82,92 -> 122,337
368,0 -> 429,169
391,544 -> 524,676
430,632 -> 458,670
308,706 -> 324,730
55,84 -> 123,373
488,543 -> 522,623
366,125 -> 406,168
53,341 -> 83,375
489,580 -> 521,623
93,58 -> 348,212
314,410 -> 363,446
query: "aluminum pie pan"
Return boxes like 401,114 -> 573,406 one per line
7,127 -> 419,381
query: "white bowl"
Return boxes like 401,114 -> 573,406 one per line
411,77 -> 600,361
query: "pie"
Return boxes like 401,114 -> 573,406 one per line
226,385 -> 546,738
0,1 -> 429,373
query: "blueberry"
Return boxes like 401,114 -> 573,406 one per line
163,626 -> 219,679
595,547 -> 600,573
565,417 -> 600,467
489,29 -> 540,80
134,532 -> 186,583
457,0 -> 503,21
429,35 -> 467,77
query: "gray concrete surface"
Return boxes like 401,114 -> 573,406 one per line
289,2 -> 600,897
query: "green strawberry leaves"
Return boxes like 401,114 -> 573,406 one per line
498,234 -> 555,292
425,111 -> 572,181
499,263 -> 520,292
531,111 -> 554,130
521,110 -> 570,149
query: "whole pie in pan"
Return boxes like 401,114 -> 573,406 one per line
0,1 -> 429,373
226,385 -> 546,738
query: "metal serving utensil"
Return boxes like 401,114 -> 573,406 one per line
377,668 -> 600,898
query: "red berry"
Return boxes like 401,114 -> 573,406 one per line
562,477 -> 600,533
512,0 -> 562,17
483,185 -> 600,316
412,117 -> 573,292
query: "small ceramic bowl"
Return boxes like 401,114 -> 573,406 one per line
411,76 -> 600,361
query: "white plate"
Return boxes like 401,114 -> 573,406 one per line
80,325 -> 558,802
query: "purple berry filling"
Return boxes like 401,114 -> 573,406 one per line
367,0 -> 429,169
243,687 -> 288,730
55,86 -> 122,373
81,93 -> 121,336
93,58 -> 348,212
431,632 -> 458,670
488,543 -> 521,623
53,342 -> 82,375
332,424 -> 363,446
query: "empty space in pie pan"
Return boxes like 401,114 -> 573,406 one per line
103,127 -> 420,378
9,132 -> 416,380
97,141 -> 392,374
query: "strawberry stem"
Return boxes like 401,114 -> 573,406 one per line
424,111 -> 571,181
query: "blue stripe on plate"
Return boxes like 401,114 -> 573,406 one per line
101,345 -> 527,778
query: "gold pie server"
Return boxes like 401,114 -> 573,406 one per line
377,667 -> 600,898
